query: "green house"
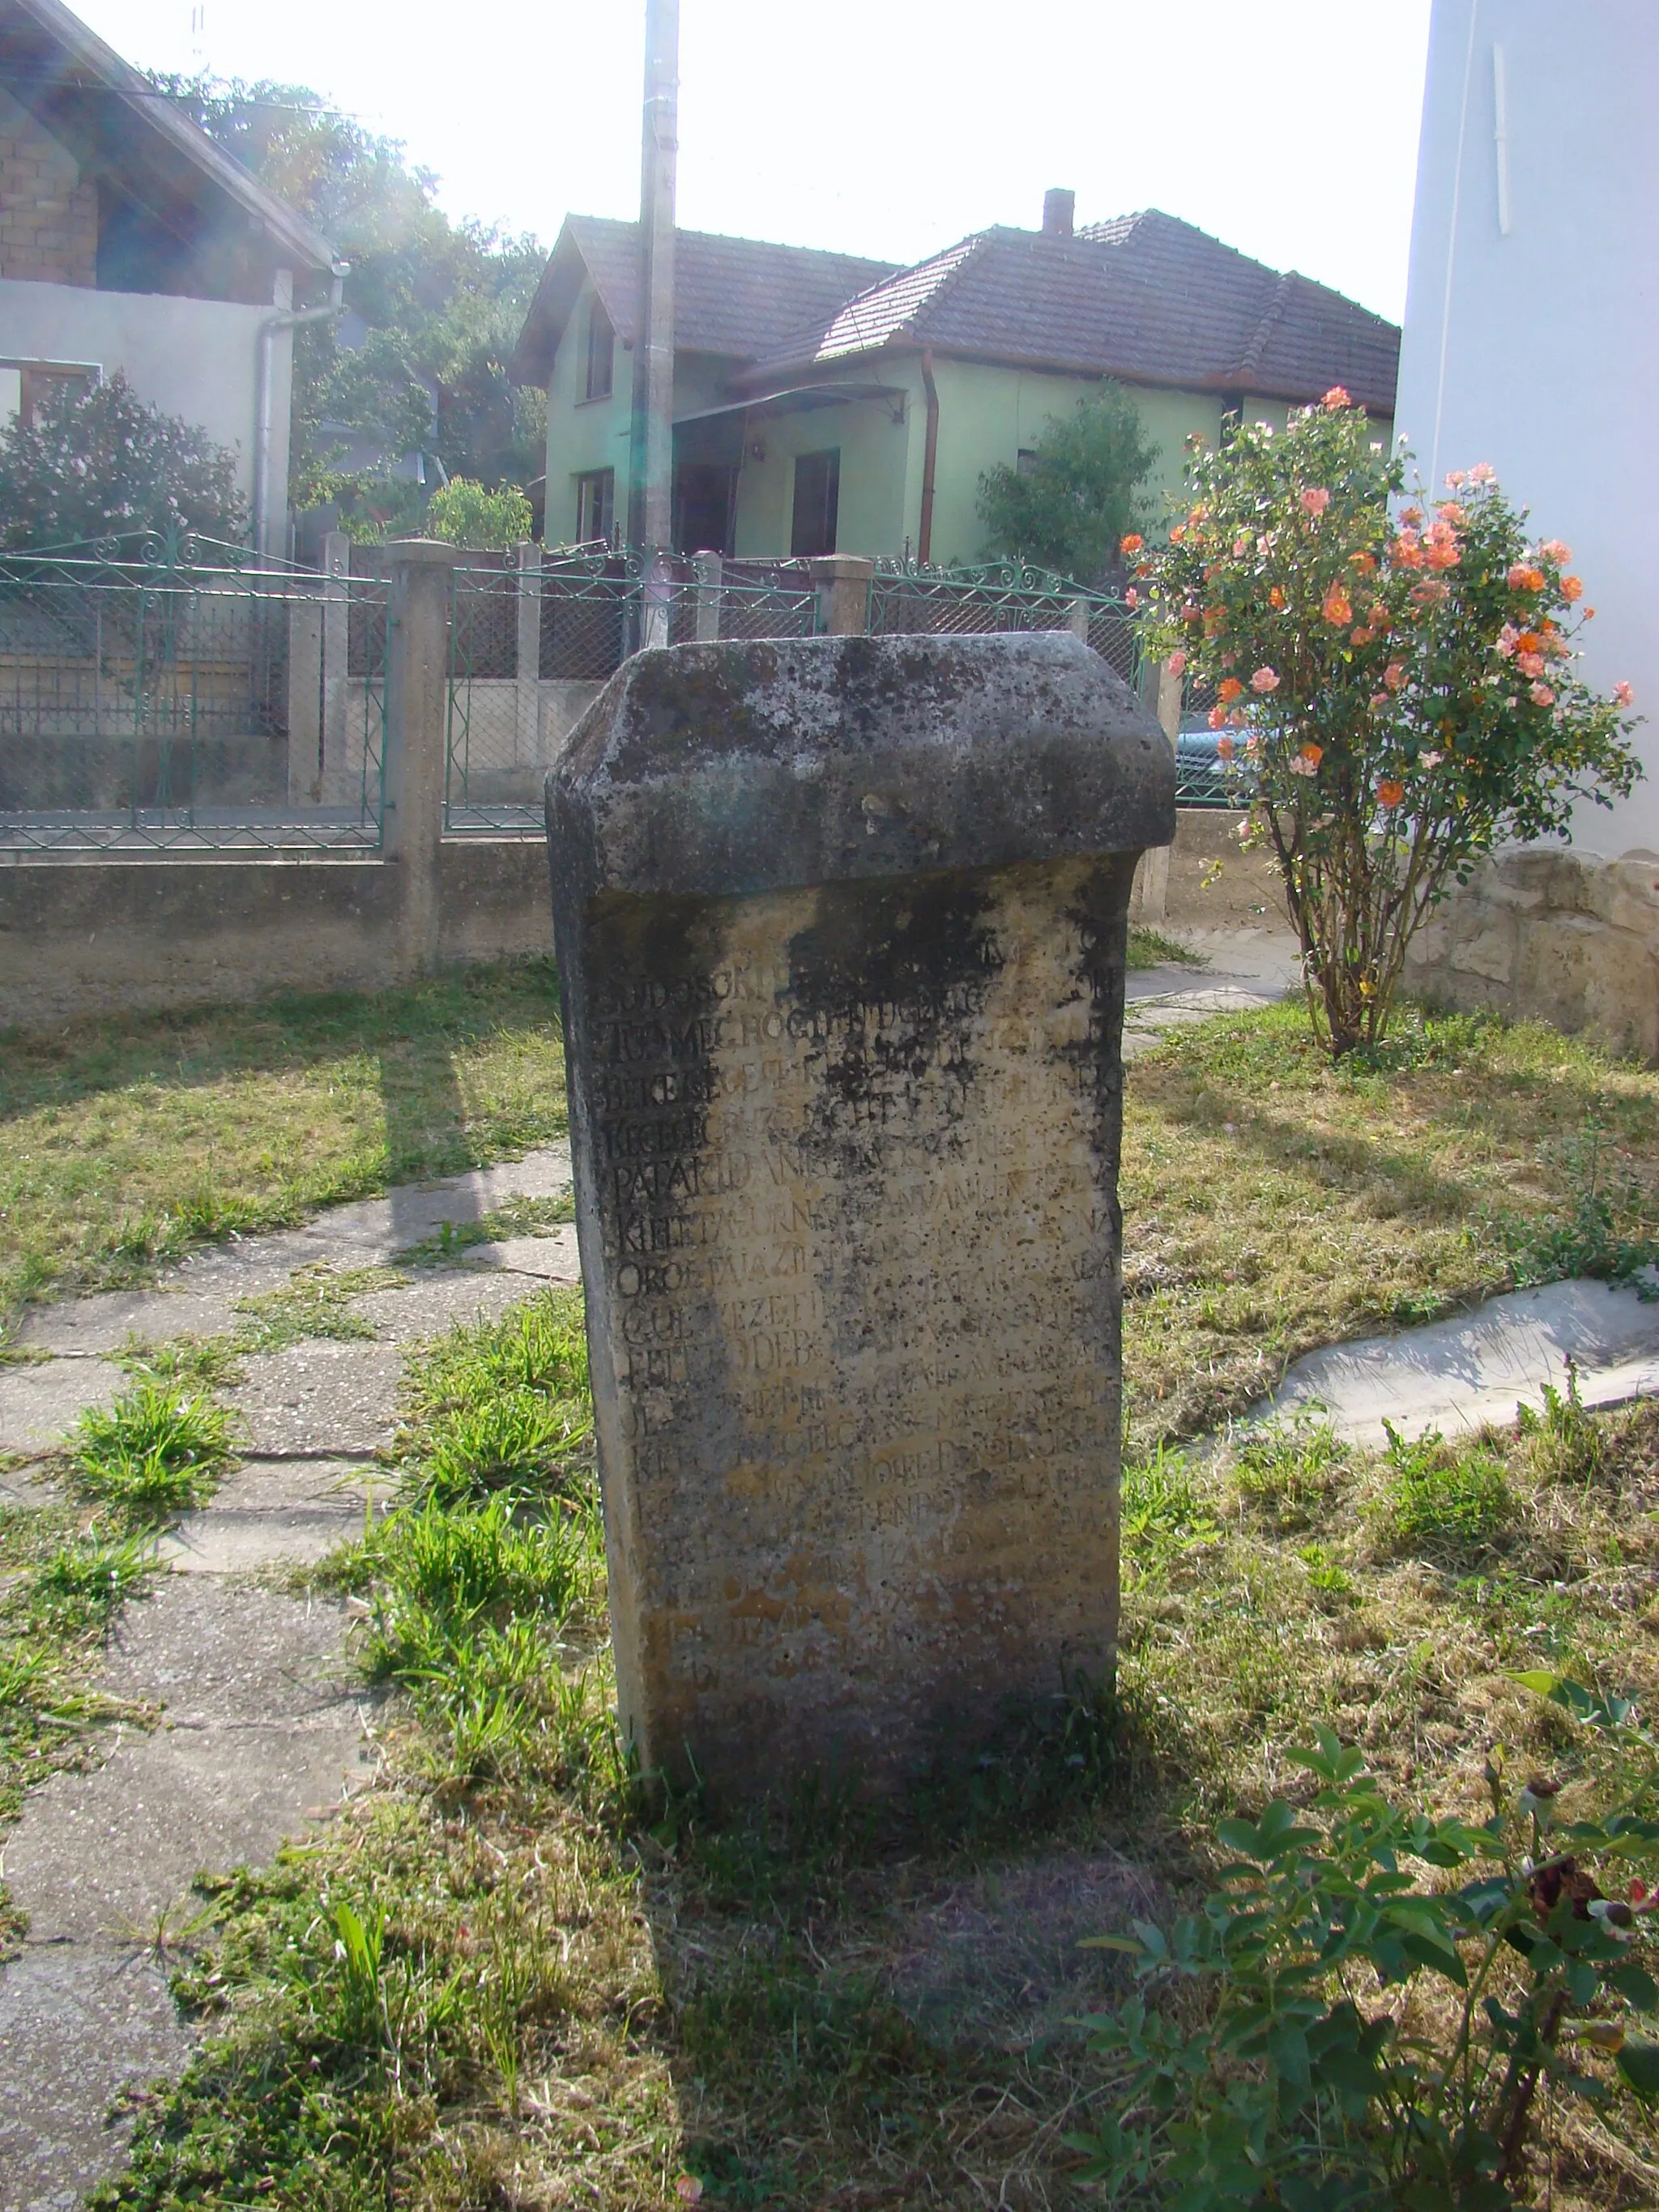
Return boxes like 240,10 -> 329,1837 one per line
509,195 -> 1398,567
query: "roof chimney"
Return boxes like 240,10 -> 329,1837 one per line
1042,188 -> 1075,239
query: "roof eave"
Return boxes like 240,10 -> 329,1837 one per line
12,0 -> 339,271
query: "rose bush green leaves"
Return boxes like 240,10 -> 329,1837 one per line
1072,1716 -> 1659,2209
1139,394 -> 1641,1057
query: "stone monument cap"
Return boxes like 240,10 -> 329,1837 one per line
548,629 -> 1175,907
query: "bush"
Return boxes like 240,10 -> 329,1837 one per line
424,477 -> 533,551
1141,394 -> 1641,1056
1073,1720 -> 1659,2207
0,372 -> 247,552
976,381 -> 1157,585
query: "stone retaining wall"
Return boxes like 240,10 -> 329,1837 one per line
1404,846 -> 1659,1060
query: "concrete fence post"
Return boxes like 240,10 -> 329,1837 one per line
1130,658 -> 1183,927
321,529 -> 351,798
285,595 -> 324,806
383,539 -> 460,970
515,539 -> 541,772
808,553 -> 875,637
1067,596 -> 1090,642
693,549 -> 723,641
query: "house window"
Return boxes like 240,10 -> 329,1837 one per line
584,301 -> 614,402
790,447 -> 840,558
575,467 -> 615,546
0,359 -> 100,428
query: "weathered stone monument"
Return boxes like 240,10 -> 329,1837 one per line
547,632 -> 1174,1794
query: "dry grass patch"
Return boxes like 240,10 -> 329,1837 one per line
0,957 -> 565,1328
1122,999 -> 1659,1442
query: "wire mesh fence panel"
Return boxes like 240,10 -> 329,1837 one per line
539,551 -> 635,680
716,578 -> 818,641
446,562 -> 546,834
1086,599 -> 1141,687
0,553 -> 386,853
868,559 -> 1077,638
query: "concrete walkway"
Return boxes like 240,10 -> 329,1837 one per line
1256,1276 -> 1659,1447
1123,929 -> 1299,1059
0,1147 -> 578,2210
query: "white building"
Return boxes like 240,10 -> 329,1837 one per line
0,0 -> 340,557
1396,0 -> 1659,859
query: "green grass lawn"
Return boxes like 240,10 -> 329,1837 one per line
7,972 -> 1659,2203
83,1292 -> 1659,2212
1123,1001 -> 1659,1443
0,957 -> 567,1327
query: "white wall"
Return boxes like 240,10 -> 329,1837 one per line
0,277 -> 284,521
1396,0 -> 1659,857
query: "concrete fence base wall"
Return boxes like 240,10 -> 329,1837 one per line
0,840 -> 552,1032
1405,846 -> 1659,1060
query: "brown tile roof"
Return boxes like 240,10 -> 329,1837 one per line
746,209 -> 1399,413
508,215 -> 898,386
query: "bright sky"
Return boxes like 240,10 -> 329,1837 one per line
78,0 -> 1433,322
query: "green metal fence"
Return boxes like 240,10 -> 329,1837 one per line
444,550 -> 817,837
0,538 -> 386,854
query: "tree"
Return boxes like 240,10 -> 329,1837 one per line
147,75 -> 548,528
1141,391 -> 1642,1057
976,382 -> 1158,585
0,373 -> 247,552
425,478 -> 534,550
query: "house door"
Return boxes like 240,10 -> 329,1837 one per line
673,464 -> 736,556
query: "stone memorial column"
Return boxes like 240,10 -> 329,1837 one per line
547,631 -> 1175,1796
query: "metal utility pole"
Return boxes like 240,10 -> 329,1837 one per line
629,0 -> 678,560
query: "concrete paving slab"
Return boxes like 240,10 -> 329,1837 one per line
0,1946 -> 192,2212
5,1579 -> 372,1944
93,1575 -> 360,1725
207,1455 -> 383,1513
6,1719 -> 373,1944
228,1338 -> 403,1456
461,1227 -> 582,1282
0,1359 -> 123,1455
157,1506 -> 368,1574
14,1287 -> 245,1358
177,1146 -> 575,1279
1256,1279 -> 1659,1447
1122,982 -> 1281,1060
353,1267 -> 540,1343
0,1463 -> 60,1513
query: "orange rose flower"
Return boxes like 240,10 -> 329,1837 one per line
1377,779 -> 1405,808
1120,533 -> 1144,555
1322,590 -> 1353,626
1218,676 -> 1244,704
1269,586 -> 1286,609
1562,575 -> 1584,601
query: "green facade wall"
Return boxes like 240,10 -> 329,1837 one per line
540,278 -> 1394,568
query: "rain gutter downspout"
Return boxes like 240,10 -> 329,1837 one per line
254,265 -> 348,560
918,347 -> 940,564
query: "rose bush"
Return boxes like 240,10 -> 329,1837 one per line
1139,393 -> 1642,1056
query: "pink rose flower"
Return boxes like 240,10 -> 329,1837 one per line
1467,462 -> 1497,484
1299,488 -> 1331,517
1166,649 -> 1188,676
1539,539 -> 1572,564
1420,749 -> 1444,769
1529,681 -> 1555,706
1250,667 -> 1280,693
1384,661 -> 1407,691
1614,680 -> 1636,707
1216,735 -> 1236,761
